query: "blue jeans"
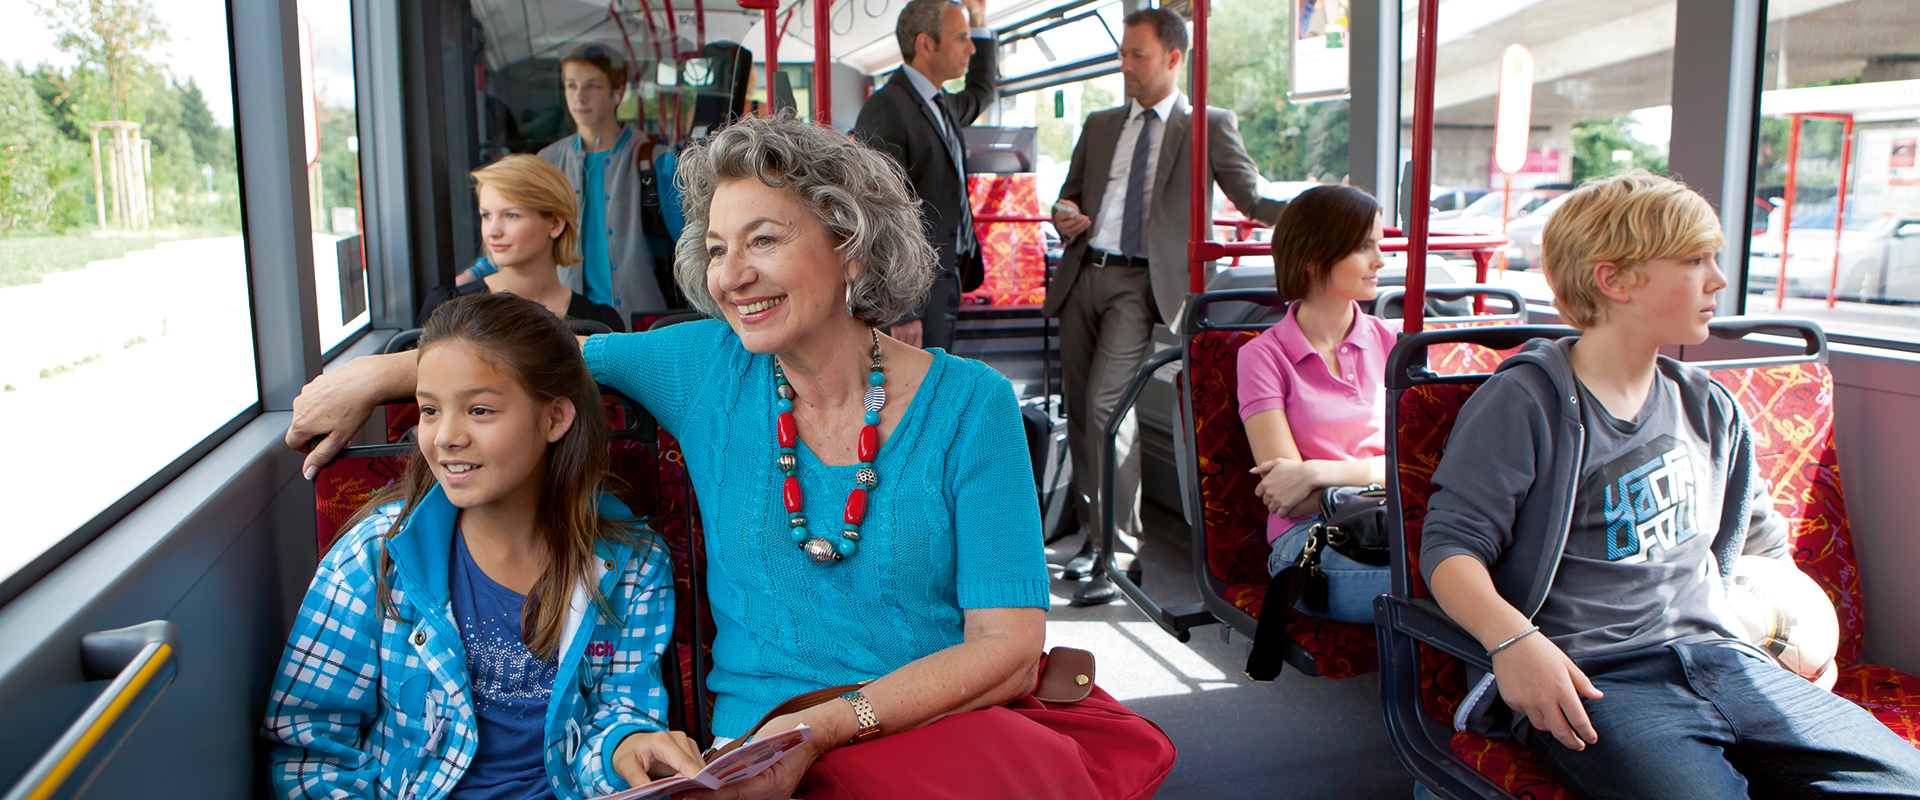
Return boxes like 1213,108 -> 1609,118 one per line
1520,641 -> 1920,799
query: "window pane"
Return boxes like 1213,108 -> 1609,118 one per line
1401,0 -> 1676,308
0,0 -> 257,581
995,72 -> 1126,213
1741,4 -> 1920,344
300,0 -> 368,352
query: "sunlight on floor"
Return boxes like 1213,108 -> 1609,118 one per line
1045,614 -> 1240,701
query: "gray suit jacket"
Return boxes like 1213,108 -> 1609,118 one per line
1044,96 -> 1283,326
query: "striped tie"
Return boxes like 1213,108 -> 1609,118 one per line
1120,108 -> 1160,259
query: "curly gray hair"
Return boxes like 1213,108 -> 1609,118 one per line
673,114 -> 937,329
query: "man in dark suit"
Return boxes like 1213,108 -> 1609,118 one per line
1047,8 -> 1283,605
853,0 -> 995,351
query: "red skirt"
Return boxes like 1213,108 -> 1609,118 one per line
796,685 -> 1175,800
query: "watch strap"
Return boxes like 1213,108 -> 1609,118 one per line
840,690 -> 882,745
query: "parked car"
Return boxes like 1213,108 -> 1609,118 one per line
1430,183 -> 1573,226
1430,186 -> 1492,214
1748,206 -> 1920,302
1499,193 -> 1574,271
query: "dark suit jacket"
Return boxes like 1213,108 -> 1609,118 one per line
1045,96 -> 1284,326
852,38 -> 997,318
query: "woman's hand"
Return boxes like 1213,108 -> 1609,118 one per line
678,706 -> 845,800
1250,457 -> 1322,514
1490,631 -> 1604,752
610,730 -> 706,786
284,352 -> 414,478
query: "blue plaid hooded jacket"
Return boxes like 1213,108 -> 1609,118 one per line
262,485 -> 676,799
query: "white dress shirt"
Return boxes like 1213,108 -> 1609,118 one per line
1090,91 -> 1182,257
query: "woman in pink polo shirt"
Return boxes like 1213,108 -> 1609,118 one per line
1236,185 -> 1394,621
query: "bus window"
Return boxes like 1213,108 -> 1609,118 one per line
1402,1 -> 1675,306
1742,10 -> 1920,346
997,73 -> 1126,212
300,0 -> 369,353
0,0 -> 256,588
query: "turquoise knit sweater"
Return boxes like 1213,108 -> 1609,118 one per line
584,321 -> 1048,738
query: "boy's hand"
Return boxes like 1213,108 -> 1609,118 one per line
610,729 -> 706,786
1491,632 -> 1604,751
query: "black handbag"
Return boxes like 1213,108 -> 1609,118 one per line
1244,485 -> 1390,681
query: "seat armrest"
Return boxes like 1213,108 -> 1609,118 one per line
1376,595 -> 1492,672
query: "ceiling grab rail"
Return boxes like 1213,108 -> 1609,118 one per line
1404,0 -> 1440,333
4,621 -> 179,800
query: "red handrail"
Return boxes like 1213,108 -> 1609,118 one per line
814,0 -> 832,124
1193,233 -> 1509,260
1404,0 -> 1441,333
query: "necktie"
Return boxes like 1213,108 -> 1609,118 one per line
1120,108 -> 1160,259
934,94 -> 977,264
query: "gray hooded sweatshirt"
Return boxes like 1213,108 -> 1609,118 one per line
1418,337 -> 1789,736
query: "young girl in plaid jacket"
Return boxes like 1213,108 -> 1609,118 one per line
263,292 -> 703,799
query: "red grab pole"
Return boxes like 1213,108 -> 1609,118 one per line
1829,114 -> 1853,308
1404,0 -> 1440,334
1187,0 -> 1209,295
1776,114 -> 1802,311
814,0 -> 832,124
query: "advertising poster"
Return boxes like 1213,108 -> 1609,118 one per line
1290,0 -> 1350,102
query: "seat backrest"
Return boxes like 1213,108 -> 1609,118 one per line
1705,358 -> 1862,667
966,174 -> 1047,306
1184,326 -> 1273,616
1387,318 -> 1851,721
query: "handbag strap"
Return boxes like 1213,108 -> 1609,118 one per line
1245,530 -> 1323,682
703,646 -> 1097,762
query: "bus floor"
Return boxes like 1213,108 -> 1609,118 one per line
1044,500 -> 1417,799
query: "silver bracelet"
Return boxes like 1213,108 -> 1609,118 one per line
1487,625 -> 1541,658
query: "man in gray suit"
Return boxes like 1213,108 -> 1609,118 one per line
1046,7 -> 1282,604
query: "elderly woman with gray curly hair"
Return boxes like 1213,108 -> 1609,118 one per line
283,114 -> 1172,800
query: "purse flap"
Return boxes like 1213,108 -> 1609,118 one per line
1034,646 -> 1097,703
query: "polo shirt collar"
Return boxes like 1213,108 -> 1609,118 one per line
1275,300 -> 1368,366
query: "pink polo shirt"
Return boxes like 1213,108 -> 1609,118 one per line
1236,301 -> 1398,543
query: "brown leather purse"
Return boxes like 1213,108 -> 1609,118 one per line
704,646 -> 1097,762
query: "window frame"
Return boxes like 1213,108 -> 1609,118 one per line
0,0 -> 372,606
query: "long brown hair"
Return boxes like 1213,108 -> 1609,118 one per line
339,291 -> 635,660
1270,185 -> 1381,302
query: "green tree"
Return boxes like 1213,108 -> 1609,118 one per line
33,0 -> 169,122
1570,115 -> 1667,182
1206,0 -> 1348,181
0,66 -> 91,233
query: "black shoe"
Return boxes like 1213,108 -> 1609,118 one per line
1069,559 -> 1142,606
1060,539 -> 1097,581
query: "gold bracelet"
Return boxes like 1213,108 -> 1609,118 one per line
840,690 -> 882,745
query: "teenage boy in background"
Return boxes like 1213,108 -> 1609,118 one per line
1421,172 -> 1920,799
462,44 -> 674,326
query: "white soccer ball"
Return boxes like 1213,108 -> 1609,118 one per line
1727,555 -> 1840,689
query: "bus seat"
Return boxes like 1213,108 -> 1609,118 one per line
1372,285 -> 1529,377
379,320 -> 620,443
1093,288 -> 1531,672
965,174 -> 1047,307
1375,318 -> 1920,800
309,384 -> 714,745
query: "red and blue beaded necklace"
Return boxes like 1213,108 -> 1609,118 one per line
775,328 -> 884,564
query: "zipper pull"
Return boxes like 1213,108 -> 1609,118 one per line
423,716 -> 448,755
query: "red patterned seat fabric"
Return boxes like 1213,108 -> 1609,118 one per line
1396,359 -> 1920,799
1188,328 -> 1376,678
965,175 -> 1047,307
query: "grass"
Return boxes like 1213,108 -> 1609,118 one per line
0,226 -> 242,289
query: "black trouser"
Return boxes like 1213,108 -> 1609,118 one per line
917,270 -> 964,352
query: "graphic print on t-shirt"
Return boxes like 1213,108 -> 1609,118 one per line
1571,433 -> 1700,564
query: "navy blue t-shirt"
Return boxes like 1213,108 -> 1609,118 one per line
449,530 -> 561,800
